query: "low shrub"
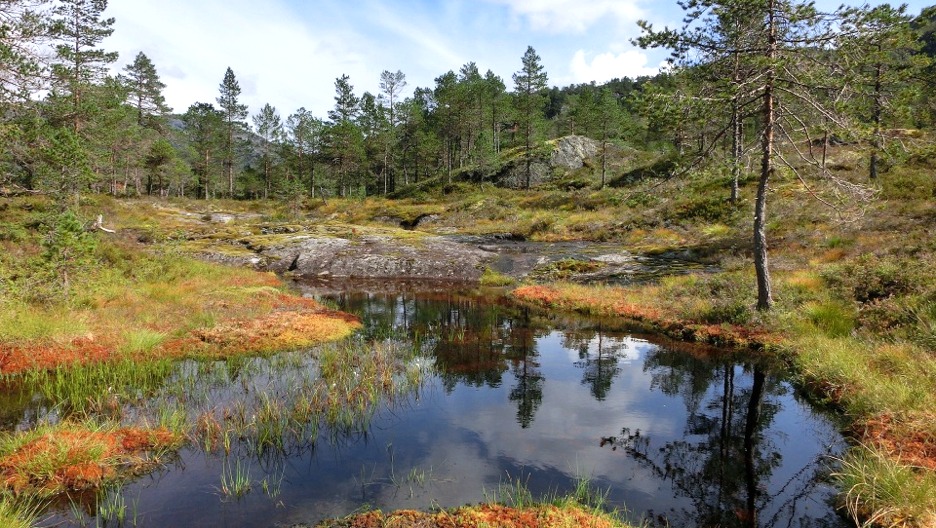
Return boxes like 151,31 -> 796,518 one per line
698,299 -> 752,325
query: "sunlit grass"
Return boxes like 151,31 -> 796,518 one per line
0,494 -> 40,528
835,446 -> 936,528
0,302 -> 90,344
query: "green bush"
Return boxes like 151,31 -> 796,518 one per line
0,222 -> 29,243
480,268 -> 515,287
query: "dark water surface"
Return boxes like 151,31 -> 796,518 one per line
33,283 -> 846,528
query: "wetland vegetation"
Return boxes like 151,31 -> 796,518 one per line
4,0 -> 936,526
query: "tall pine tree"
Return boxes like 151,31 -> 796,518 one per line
182,102 -> 223,199
216,67 -> 247,197
512,46 -> 548,189
121,51 -> 170,128
252,103 -> 282,199
49,0 -> 117,135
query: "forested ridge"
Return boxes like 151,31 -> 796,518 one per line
3,1 -> 932,203
3,1 -> 936,527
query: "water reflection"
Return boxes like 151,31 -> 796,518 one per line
313,285 -> 846,528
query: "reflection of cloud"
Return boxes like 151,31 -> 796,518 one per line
448,330 -> 680,493
482,0 -> 645,33
570,49 -> 661,83
561,334 -> 647,364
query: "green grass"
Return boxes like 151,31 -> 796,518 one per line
835,446 -> 936,528
0,302 -> 90,343
0,494 -> 40,528
120,329 -> 168,355
220,459 -> 252,499
801,301 -> 856,338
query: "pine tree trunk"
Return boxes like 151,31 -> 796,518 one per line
755,1 -> 777,312
870,59 -> 883,180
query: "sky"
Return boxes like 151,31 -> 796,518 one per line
103,0 -> 933,121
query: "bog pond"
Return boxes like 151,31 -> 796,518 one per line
7,281 -> 848,528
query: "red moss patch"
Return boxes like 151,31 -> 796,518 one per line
859,414 -> 936,472
318,504 -> 624,528
0,338 -> 118,375
0,289 -> 360,375
184,307 -> 360,357
0,426 -> 181,495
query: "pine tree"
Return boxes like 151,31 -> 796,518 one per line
182,102 -> 223,199
379,70 -> 406,193
512,46 -> 548,189
327,74 -> 359,124
592,88 -> 625,189
216,67 -> 248,197
285,108 -> 325,197
841,4 -> 928,180
252,103 -> 282,199
638,0 -> 865,312
483,70 -> 508,157
1,0 -> 50,104
326,75 -> 364,196
49,0 -> 118,135
121,51 -> 171,128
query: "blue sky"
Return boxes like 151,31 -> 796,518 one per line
104,0 -> 933,121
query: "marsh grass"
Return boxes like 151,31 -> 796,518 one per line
801,301 -> 856,338
0,493 -> 41,528
0,303 -> 90,344
96,485 -> 129,525
479,267 -> 515,287
220,458 -> 252,499
120,329 -> 168,355
835,446 -> 936,528
24,358 -> 178,415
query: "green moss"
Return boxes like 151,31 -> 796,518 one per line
480,268 -> 515,287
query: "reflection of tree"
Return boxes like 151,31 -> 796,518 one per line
507,309 -> 543,428
569,328 -> 627,401
604,348 -> 835,528
330,290 -> 549,418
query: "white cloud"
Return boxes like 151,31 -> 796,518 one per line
105,0 -> 373,118
483,0 -> 645,33
569,49 -> 660,83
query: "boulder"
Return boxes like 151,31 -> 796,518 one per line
500,135 -> 599,188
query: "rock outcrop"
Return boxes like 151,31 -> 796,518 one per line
262,235 -> 495,281
500,135 -> 599,188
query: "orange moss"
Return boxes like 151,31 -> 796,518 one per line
0,426 -> 181,496
1,338 -> 118,375
859,413 -> 936,472
0,279 -> 360,375
318,504 -> 624,528
185,308 -> 360,357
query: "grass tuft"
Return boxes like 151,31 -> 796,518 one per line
835,446 -> 936,528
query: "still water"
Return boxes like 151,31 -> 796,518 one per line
39,283 -> 846,527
